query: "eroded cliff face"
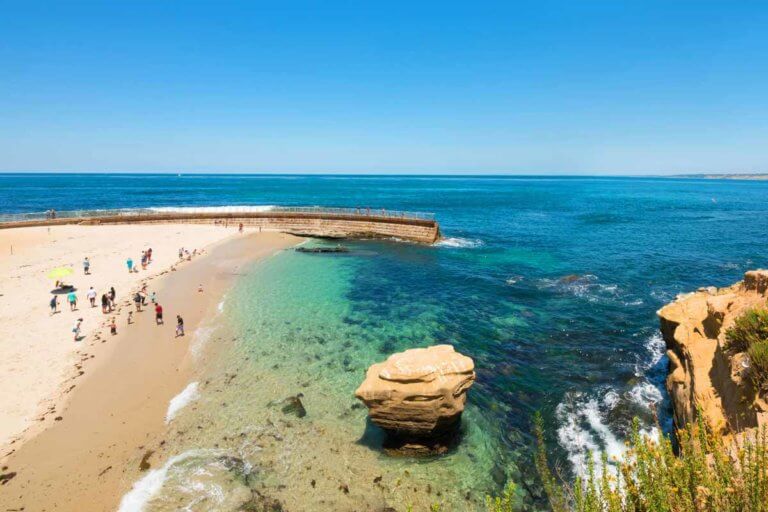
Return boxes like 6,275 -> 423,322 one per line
658,270 -> 768,436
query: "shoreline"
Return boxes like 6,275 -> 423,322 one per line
0,224 -> 242,452
0,229 -> 301,512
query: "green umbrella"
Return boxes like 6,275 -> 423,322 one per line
47,267 -> 73,280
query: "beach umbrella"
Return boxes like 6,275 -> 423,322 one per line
47,266 -> 73,280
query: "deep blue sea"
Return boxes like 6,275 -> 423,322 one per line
4,174 -> 768,510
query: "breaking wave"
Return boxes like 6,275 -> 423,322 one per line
165,381 -> 199,424
434,237 -> 484,248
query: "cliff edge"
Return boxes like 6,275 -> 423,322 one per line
658,270 -> 768,435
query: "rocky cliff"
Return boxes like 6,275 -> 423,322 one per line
658,270 -> 768,436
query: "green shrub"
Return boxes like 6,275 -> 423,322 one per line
725,308 -> 768,353
535,414 -> 768,512
748,340 -> 768,390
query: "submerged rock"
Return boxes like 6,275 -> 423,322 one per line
355,345 -> 475,455
274,394 -> 307,418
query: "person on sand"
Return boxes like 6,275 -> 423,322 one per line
147,248 -> 152,263
141,251 -> 147,270
67,290 -> 77,311
175,315 -> 184,337
110,317 -> 117,335
87,286 -> 97,307
134,292 -> 143,312
239,222 -> 244,233
101,293 -> 109,313
178,247 -> 184,259
155,303 -> 163,325
49,295 -> 58,315
150,291 -> 157,304
126,257 -> 133,273
72,318 -> 82,341
109,287 -> 116,308
198,284 -> 203,293
83,257 -> 90,275
127,311 -> 133,324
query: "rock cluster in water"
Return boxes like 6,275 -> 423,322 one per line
355,344 -> 475,456
658,269 -> 768,436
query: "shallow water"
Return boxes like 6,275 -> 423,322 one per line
5,174 -> 768,510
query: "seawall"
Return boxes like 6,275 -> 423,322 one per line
0,209 -> 441,244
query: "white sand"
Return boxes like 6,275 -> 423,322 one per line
0,223 -> 238,448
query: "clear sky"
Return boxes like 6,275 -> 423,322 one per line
1,1 -> 766,175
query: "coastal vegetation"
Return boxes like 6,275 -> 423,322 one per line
726,308 -> 768,390
533,413 -> 768,512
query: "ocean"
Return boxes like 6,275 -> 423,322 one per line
3,173 -> 768,510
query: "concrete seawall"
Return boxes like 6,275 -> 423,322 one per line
0,211 -> 441,244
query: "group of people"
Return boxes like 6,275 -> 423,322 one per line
50,248 -> 187,341
126,248 -> 153,273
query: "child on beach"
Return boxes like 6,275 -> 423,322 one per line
134,292 -> 142,312
87,286 -> 97,307
110,317 -> 117,335
72,318 -> 82,341
101,293 -> 109,313
175,315 -> 184,337
126,258 -> 133,273
128,311 -> 133,324
83,257 -> 90,275
155,303 -> 163,325
67,291 -> 77,311
147,248 -> 152,262
109,287 -> 116,307
150,291 -> 157,304
49,295 -> 58,315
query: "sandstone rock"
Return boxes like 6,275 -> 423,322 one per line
658,271 -> 768,436
355,345 -> 475,455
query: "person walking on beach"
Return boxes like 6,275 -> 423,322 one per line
127,311 -> 133,324
83,257 -> 90,275
126,257 -> 134,273
175,315 -> 184,337
67,290 -> 77,311
86,286 -> 97,307
101,293 -> 109,313
141,251 -> 147,270
49,295 -> 58,315
134,292 -> 143,312
72,318 -> 82,341
147,248 -> 152,263
178,247 -> 184,259
239,222 -> 244,233
155,303 -> 163,325
110,317 -> 117,335
109,287 -> 116,308
150,291 -> 157,304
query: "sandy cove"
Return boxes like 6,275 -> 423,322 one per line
0,224 -> 300,511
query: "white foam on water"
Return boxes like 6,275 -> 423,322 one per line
645,332 -> 665,367
434,237 -> 484,248
628,381 -> 663,410
147,205 -> 276,214
189,326 -> 215,359
217,296 -> 226,313
117,449 -> 210,512
165,382 -> 200,424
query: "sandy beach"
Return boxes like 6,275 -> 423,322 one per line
0,224 -> 299,511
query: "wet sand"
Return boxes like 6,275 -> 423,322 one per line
0,231 -> 300,512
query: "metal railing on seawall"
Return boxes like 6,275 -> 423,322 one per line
0,206 -> 436,224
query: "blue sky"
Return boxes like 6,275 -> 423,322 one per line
1,1 -> 766,174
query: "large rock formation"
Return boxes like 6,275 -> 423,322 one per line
658,270 -> 768,436
355,345 -> 475,455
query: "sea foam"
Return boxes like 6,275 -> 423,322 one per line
117,450 -> 208,512
165,381 -> 199,424
434,237 -> 484,248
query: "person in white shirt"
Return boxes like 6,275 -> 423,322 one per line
86,287 -> 97,307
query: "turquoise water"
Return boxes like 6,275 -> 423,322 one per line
5,174 -> 768,510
